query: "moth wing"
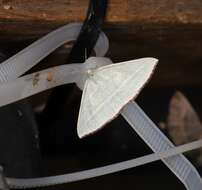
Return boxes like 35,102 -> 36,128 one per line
77,58 -> 158,138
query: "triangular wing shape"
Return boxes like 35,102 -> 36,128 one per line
77,58 -> 158,138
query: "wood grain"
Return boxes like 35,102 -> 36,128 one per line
1,0 -> 202,24
0,0 -> 202,86
0,0 -> 202,40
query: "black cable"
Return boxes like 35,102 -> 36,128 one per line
68,0 -> 108,63
39,0 -> 108,154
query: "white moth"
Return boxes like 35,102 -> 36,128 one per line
76,57 -> 158,138
0,56 -> 157,138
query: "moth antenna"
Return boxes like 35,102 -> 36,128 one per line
85,48 -> 88,61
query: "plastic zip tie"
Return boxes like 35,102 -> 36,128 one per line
121,101 -> 202,190
0,23 -> 109,83
6,139 -> 202,189
0,21 -> 200,190
0,64 -> 84,107
0,59 -> 201,190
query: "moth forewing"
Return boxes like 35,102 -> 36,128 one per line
77,57 -> 158,138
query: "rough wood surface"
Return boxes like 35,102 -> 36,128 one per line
0,0 -> 202,86
0,0 -> 202,40
1,0 -> 202,24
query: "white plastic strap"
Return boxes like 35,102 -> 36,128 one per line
0,22 -> 201,189
0,64 -> 84,107
0,23 -> 109,83
6,139 -> 202,189
121,101 -> 202,190
0,65 -> 201,190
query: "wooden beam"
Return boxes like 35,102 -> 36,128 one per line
0,0 -> 202,87
1,0 -> 202,24
0,0 -> 202,40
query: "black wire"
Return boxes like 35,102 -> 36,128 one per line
68,0 -> 108,63
39,0 -> 108,153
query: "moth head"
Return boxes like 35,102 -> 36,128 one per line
86,69 -> 95,77
84,57 -> 112,69
76,57 -> 113,90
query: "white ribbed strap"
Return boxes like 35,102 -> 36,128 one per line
0,64 -> 84,107
0,22 -> 201,190
122,101 -> 202,190
0,66 -> 201,190
0,23 -> 109,83
6,139 -> 202,189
